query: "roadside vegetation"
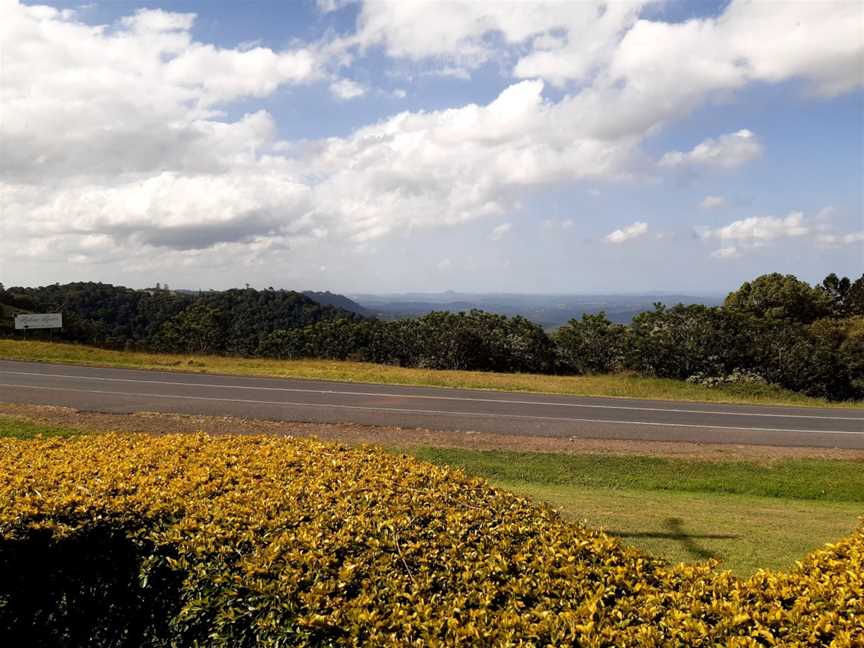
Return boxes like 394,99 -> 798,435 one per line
0,338 -> 856,409
2,432 -> 862,645
3,415 -> 862,576
2,272 -> 863,403
411,448 -> 864,574
0,416 -> 80,440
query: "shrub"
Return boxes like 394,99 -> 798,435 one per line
1,434 -> 862,646
686,368 -> 769,388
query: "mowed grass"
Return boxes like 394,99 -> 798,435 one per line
510,484 -> 863,576
2,339 -> 860,408
0,416 -> 80,440
410,448 -> 864,502
409,448 -> 864,575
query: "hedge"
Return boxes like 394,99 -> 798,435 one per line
1,434 -> 861,646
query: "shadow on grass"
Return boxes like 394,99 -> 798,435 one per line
608,517 -> 737,561
0,524 -> 183,647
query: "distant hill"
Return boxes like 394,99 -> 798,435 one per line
350,292 -> 724,329
303,291 -> 370,316
0,282 -> 362,349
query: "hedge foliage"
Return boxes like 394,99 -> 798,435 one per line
1,434 -> 862,646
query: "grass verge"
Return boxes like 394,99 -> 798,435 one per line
508,484 -> 863,575
0,416 -> 80,440
408,447 -> 864,574
409,448 -> 864,501
2,339 -> 860,408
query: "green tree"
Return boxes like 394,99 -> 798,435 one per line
724,273 -> 832,323
554,313 -> 627,374
155,303 -> 226,355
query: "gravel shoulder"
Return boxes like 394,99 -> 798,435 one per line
3,402 -> 863,463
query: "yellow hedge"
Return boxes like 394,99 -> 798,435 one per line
0,434 -> 861,646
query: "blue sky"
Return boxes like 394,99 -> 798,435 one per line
1,0 -> 861,294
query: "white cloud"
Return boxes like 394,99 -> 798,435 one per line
702,209 -> 864,256
703,212 -> 811,243
605,221 -> 648,243
491,223 -> 513,241
344,1 -> 863,98
0,8 -> 643,271
660,130 -> 762,170
711,246 -> 740,259
330,77 -> 367,100
816,231 -> 864,247
700,195 -> 728,209
2,0 -> 861,278
304,79 -> 641,242
0,2 -> 319,184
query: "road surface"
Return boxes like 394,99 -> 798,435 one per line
1,360 -> 863,448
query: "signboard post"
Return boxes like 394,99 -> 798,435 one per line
15,313 -> 63,340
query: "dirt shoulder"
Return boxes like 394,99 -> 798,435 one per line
3,402 -> 863,463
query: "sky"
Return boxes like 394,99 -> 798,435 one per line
0,0 -> 862,295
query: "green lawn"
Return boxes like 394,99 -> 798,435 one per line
509,484 -> 862,575
2,338 -> 860,409
408,447 -> 864,575
0,417 -> 81,440
410,448 -> 864,502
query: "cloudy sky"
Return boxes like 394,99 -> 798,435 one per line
1,0 -> 862,294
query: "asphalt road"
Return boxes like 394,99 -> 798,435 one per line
1,360 -> 863,449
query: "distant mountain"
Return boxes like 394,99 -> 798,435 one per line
303,291 -> 370,316
350,292 -> 724,329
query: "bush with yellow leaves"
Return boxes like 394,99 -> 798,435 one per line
0,434 -> 861,646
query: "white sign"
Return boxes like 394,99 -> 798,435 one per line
15,313 -> 63,330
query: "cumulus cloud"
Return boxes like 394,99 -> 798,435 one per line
330,78 -> 367,100
345,1 -> 863,97
303,79 -> 641,242
491,223 -> 513,241
0,3 -> 319,183
660,130 -> 762,170
702,212 -> 811,243
701,209 -> 864,257
2,0 -> 862,276
605,221 -> 648,243
0,0 -> 640,268
700,195 -> 728,209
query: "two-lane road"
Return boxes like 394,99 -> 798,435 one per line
1,360 -> 863,448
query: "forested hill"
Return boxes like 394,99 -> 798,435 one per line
1,273 -> 863,401
0,282 -> 360,354
303,291 -> 369,316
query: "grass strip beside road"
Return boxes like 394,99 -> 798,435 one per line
0,416 -> 81,439
410,448 -> 864,502
2,339 -> 860,409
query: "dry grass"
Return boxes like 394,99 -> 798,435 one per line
1,339 -> 861,409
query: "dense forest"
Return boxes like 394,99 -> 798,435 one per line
1,273 -> 862,401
